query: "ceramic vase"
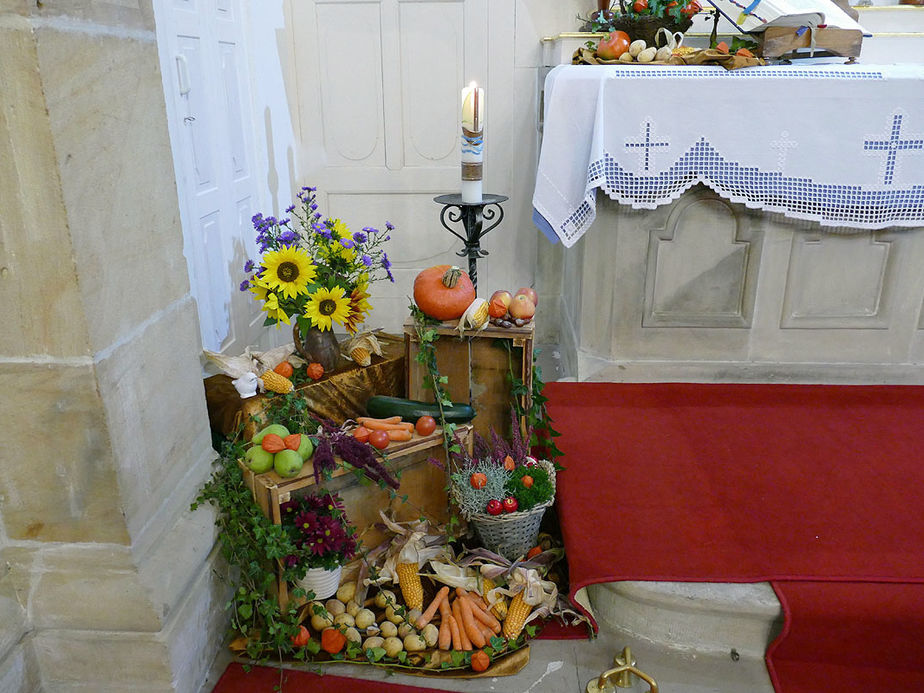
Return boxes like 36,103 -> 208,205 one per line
295,565 -> 342,600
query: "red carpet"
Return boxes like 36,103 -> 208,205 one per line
545,382 -> 924,693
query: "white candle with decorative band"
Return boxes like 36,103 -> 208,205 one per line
461,82 -> 484,204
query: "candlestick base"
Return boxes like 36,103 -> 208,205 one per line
434,193 -> 508,293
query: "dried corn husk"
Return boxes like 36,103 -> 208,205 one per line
341,331 -> 383,367
458,297 -> 489,334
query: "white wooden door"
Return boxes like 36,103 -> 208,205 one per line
154,0 -> 264,354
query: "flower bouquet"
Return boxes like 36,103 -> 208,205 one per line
240,186 -> 396,368
449,417 -> 557,561
281,490 -> 358,599
582,0 -> 698,47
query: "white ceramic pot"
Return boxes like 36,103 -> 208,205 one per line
295,565 -> 342,600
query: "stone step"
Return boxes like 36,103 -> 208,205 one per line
586,581 -> 784,660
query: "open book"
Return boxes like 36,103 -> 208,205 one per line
707,0 -> 867,34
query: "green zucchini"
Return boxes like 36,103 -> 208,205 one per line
365,395 -> 476,423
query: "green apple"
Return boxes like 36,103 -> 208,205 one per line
296,434 -> 314,461
244,446 -> 274,474
274,449 -> 304,478
252,423 -> 290,444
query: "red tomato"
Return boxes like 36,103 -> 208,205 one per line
470,472 -> 487,489
502,497 -> 519,513
368,430 -> 390,449
633,0 -> 649,12
291,625 -> 311,648
353,426 -> 371,443
415,415 -> 437,436
526,545 -> 543,560
681,0 -> 700,17
596,30 -> 630,60
486,499 -> 504,516
521,475 -> 534,489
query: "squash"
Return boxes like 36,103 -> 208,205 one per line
413,265 -> 476,321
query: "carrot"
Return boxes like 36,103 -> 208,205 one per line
465,595 -> 502,634
357,415 -> 402,425
448,612 -> 463,651
416,586 -> 449,629
458,587 -> 489,612
357,418 -> 415,432
386,428 -> 413,442
452,599 -> 473,650
457,593 -> 486,648
479,621 -> 494,642
438,617 -> 451,650
439,594 -> 452,619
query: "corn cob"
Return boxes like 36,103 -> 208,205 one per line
481,577 -> 507,621
502,590 -> 532,639
396,562 -> 423,611
259,370 -> 293,394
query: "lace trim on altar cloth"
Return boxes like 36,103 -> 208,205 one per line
601,68 -> 885,80
560,138 -> 924,245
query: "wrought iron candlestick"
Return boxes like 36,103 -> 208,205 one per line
433,193 -> 508,292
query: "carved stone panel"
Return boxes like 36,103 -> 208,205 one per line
643,194 -> 761,328
781,234 -> 895,329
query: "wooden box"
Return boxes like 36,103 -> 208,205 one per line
204,334 -> 405,440
240,425 -> 473,607
403,319 -> 534,442
758,26 -> 863,59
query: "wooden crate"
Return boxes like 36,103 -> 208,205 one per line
204,334 -> 405,440
758,26 -> 863,59
240,425 -> 473,608
403,319 -> 534,442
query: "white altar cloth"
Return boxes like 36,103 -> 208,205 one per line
533,64 -> 924,247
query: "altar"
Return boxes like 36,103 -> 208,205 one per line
533,64 -> 924,383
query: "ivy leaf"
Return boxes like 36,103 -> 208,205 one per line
397,651 -> 407,663
450,650 -> 466,667
367,647 -> 387,663
525,624 -> 537,638
306,639 -> 320,655
490,635 -> 506,651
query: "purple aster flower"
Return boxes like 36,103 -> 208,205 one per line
310,203 -> 319,211
361,254 -> 372,267
386,267 -> 395,282
362,226 -> 378,235
381,253 -> 392,270
285,204 -> 296,213
239,280 -> 250,292
278,230 -> 299,245
352,231 -> 367,244
244,259 -> 255,273
340,238 -> 354,249
385,221 -> 394,231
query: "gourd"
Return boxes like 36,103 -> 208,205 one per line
365,395 -> 476,423
413,265 -> 476,321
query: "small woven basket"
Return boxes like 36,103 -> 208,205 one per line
610,14 -> 692,46
463,459 -> 557,561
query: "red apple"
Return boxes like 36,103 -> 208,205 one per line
514,287 -> 538,307
508,295 -> 536,320
486,499 -> 504,516
488,290 -> 512,319
502,497 -> 519,513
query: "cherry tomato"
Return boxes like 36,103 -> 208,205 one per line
521,475 -> 534,489
291,625 -> 311,648
633,0 -> 648,12
502,497 -> 518,513
368,430 -> 390,449
353,426 -> 371,443
415,415 -> 437,436
470,472 -> 487,489
681,0 -> 700,17
486,499 -> 504,516
526,545 -> 543,560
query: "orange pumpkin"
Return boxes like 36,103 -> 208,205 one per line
413,265 -> 476,321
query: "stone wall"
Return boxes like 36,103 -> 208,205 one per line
0,1 -> 223,690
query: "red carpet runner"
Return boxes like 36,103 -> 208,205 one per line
545,382 -> 924,693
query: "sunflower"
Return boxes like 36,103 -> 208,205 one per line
343,283 -> 372,334
303,286 -> 351,331
262,291 -> 291,326
261,246 -> 316,299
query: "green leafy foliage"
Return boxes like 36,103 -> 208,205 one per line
505,464 -> 554,512
503,344 -> 564,469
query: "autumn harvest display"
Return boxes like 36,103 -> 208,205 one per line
195,187 -> 580,681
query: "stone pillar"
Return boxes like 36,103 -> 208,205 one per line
0,2 -> 224,690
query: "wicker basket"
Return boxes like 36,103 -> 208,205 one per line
610,14 -> 693,46
463,459 -> 557,560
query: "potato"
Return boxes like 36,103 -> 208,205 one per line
406,608 -> 422,625
310,613 -> 333,632
383,636 -> 404,658
619,52 -> 634,63
364,624 -> 381,637
354,608 -> 376,630
346,599 -> 361,617
379,621 -> 398,638
421,623 -> 439,648
325,599 -> 345,616
629,39 -> 647,58
363,636 -> 385,651
334,613 -> 355,628
385,604 -> 404,624
374,589 -> 396,609
336,582 -> 356,603
397,622 -> 415,639
404,633 -> 427,652
344,627 -> 362,644
637,47 -> 657,63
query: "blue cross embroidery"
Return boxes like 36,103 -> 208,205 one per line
864,114 -> 924,186
625,121 -> 669,173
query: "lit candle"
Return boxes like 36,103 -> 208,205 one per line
461,81 -> 485,204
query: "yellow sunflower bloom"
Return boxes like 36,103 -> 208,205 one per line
303,286 -> 351,331
344,284 -> 372,334
262,292 -> 291,326
261,246 -> 316,299
330,219 -> 350,239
